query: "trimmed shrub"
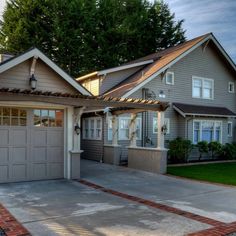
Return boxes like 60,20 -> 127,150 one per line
208,141 -> 223,159
196,141 -> 208,160
168,137 -> 193,163
222,143 -> 236,160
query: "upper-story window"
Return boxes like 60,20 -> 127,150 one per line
228,82 -> 235,93
192,76 -> 214,99
165,72 -> 174,85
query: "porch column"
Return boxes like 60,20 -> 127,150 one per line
70,107 -> 85,179
112,115 -> 118,146
129,113 -> 137,147
157,111 -> 165,149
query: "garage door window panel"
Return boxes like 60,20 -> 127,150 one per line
0,108 -> 27,126
34,109 -> 63,127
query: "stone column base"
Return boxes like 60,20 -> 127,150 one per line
103,145 -> 122,165
128,147 -> 168,174
70,150 -> 83,179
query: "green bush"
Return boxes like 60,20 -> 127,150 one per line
208,141 -> 223,159
196,141 -> 208,160
222,143 -> 236,160
168,137 -> 193,163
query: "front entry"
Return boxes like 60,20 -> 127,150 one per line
0,107 -> 64,183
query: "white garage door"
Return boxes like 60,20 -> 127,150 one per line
0,107 -> 64,183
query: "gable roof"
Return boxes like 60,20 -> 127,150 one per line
104,33 -> 236,98
0,47 -> 91,96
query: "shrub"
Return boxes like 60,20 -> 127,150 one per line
168,137 -> 193,163
208,141 -> 223,159
222,143 -> 236,160
196,141 -> 208,160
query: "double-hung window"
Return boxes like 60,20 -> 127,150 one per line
83,117 -> 102,140
192,77 -> 214,99
107,117 -> 142,141
193,120 -> 222,144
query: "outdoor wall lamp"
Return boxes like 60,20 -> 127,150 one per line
74,124 -> 81,135
29,74 -> 37,90
161,124 -> 168,135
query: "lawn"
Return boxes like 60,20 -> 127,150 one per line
167,162 -> 236,186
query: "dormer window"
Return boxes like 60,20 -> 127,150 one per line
165,72 -> 174,85
228,82 -> 235,93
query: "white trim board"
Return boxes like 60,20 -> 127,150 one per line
98,60 -> 154,76
122,34 -> 236,98
0,48 -> 91,96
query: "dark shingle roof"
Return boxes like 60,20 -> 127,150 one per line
173,103 -> 236,117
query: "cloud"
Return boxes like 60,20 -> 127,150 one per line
164,0 -> 236,62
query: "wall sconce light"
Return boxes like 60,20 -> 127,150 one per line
161,124 -> 168,135
29,74 -> 37,90
74,124 -> 81,135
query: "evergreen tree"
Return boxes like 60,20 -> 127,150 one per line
0,0 -> 186,76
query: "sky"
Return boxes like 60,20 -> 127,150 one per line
0,0 -> 235,62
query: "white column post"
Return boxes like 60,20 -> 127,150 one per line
73,107 -> 85,151
157,111 -> 165,149
112,115 -> 118,146
129,113 -> 137,147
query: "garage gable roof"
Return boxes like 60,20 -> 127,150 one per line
0,48 -> 91,96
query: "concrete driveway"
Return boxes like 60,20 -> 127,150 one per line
0,160 -> 235,236
81,160 -> 236,224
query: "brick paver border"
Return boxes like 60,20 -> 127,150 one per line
79,179 -> 236,236
0,204 -> 31,236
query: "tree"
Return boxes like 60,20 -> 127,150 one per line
0,0 -> 186,76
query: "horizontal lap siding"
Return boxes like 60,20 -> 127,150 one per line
81,139 -> 103,161
100,66 -> 143,95
0,60 -> 78,94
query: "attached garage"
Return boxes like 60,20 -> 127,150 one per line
0,48 -> 91,183
0,107 -> 64,183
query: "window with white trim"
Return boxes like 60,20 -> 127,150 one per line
193,120 -> 222,144
192,77 -> 214,99
83,117 -> 102,140
107,117 -> 142,141
228,122 -> 233,137
165,72 -> 174,85
153,118 -> 170,134
228,82 -> 235,93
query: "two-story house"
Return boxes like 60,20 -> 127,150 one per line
77,33 -> 236,163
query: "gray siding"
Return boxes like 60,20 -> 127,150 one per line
100,66 -> 143,95
0,59 -> 78,94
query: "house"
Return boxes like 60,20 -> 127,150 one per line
0,47 -> 167,183
77,33 -> 236,163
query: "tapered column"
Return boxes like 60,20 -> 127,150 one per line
129,113 -> 137,147
112,115 -> 118,146
157,111 -> 165,149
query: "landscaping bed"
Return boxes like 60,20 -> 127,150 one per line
167,162 -> 236,186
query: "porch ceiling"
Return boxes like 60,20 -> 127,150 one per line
0,88 -> 169,112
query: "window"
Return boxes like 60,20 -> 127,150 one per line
0,107 -> 27,126
107,117 -> 142,141
153,118 -> 170,134
83,117 -> 102,140
192,77 -> 214,99
228,82 -> 235,93
34,109 -> 63,127
193,120 -> 222,144
228,122 -> 233,137
165,72 -> 174,85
